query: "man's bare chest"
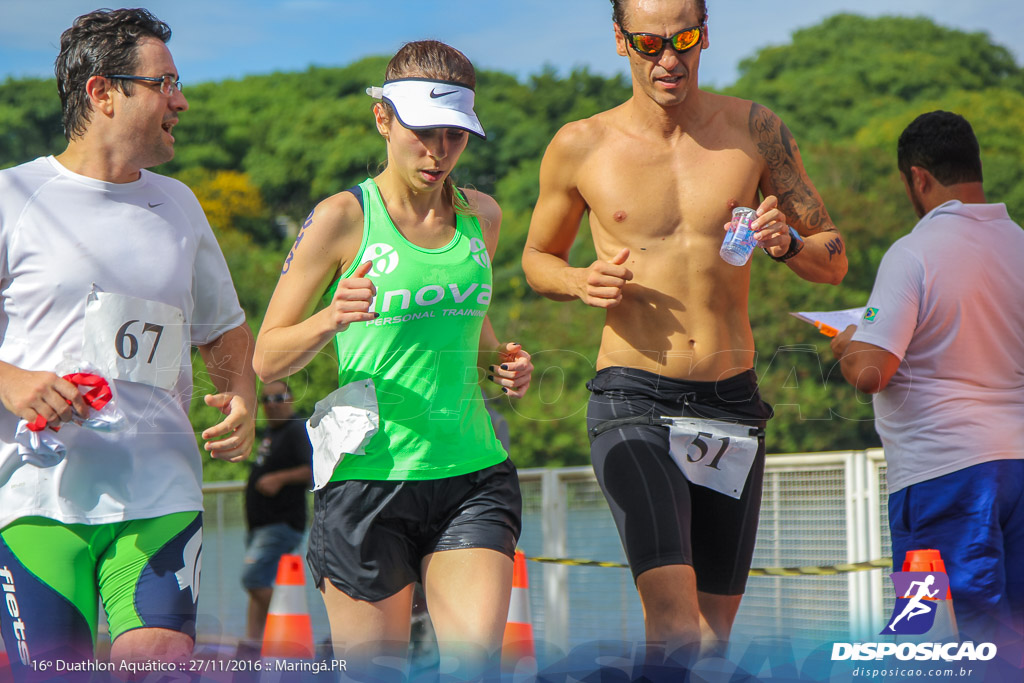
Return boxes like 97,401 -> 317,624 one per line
578,142 -> 763,241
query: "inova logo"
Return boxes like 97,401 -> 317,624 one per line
469,237 -> 490,269
365,243 -> 399,276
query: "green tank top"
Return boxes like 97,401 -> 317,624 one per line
323,178 -> 507,481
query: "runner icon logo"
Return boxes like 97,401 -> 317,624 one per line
883,571 -> 949,635
833,568 -> 996,662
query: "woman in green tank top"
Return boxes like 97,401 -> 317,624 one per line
253,41 -> 533,675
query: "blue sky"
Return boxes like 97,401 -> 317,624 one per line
1,0 -> 1021,88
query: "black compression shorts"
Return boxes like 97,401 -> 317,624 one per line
586,366 -> 773,595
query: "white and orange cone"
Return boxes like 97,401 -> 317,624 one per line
902,548 -> 958,642
502,550 -> 536,671
261,554 -> 314,659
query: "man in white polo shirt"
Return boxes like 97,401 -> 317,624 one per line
831,111 -> 1024,653
0,8 -> 255,677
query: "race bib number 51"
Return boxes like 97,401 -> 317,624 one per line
82,291 -> 185,391
667,418 -> 760,499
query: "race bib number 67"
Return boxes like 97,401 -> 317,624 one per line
82,291 -> 185,391
667,418 -> 760,499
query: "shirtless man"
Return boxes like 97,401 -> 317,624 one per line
522,0 -> 847,663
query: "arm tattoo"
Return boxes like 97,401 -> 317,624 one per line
749,103 -> 826,233
281,209 -> 314,274
824,236 -> 844,261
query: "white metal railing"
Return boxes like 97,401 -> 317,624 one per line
198,448 -> 892,650
513,448 -> 891,649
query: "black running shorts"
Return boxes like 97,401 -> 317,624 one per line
307,458 -> 522,602
586,366 -> 773,595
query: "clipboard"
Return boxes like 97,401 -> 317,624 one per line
790,307 -> 867,337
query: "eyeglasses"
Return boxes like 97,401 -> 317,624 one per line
620,21 -> 705,57
103,74 -> 183,96
261,393 -> 291,404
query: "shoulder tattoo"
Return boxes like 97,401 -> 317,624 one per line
281,209 -> 314,275
749,103 -> 826,233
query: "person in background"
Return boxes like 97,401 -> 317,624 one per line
240,380 -> 312,648
832,110 -> 1024,662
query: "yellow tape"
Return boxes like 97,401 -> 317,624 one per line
525,555 -> 892,576
528,556 -> 628,569
749,558 -> 892,576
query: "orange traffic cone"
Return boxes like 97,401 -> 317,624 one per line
901,548 -> 958,642
502,550 -> 536,670
261,554 -> 315,659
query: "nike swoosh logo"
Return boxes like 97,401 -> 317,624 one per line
148,202 -> 164,208
429,88 -> 458,98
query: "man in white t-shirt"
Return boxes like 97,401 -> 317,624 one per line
831,111 -> 1024,654
0,9 -> 256,676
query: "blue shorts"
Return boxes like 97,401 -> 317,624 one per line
889,459 -> 1024,645
241,523 -> 305,590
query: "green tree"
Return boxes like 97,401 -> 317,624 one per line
0,78 -> 64,168
729,15 -> 1020,143
1,13 -> 1020,476
852,88 -> 1024,220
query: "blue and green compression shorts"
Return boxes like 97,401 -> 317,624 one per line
0,512 -> 202,673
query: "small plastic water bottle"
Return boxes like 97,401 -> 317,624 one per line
720,207 -> 758,266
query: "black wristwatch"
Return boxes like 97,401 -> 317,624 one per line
764,226 -> 804,263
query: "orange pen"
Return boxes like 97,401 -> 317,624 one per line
815,321 -> 839,337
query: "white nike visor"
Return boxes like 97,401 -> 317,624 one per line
367,78 -> 485,139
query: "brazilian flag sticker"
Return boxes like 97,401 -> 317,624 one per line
864,307 -> 879,323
